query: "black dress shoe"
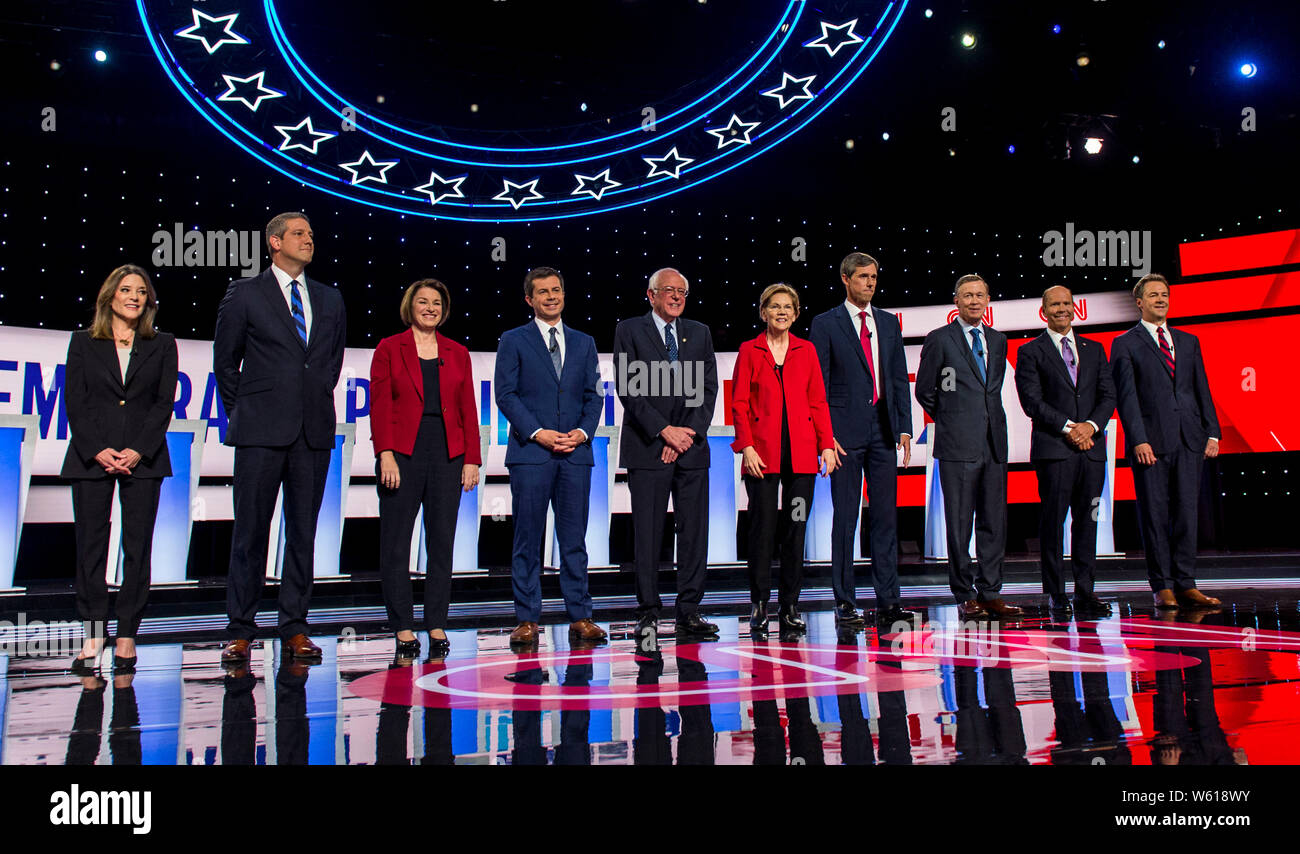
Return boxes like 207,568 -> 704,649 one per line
1073,593 -> 1112,616
778,605 -> 806,632
749,603 -> 769,633
395,636 -> 421,656
675,613 -> 719,635
1048,595 -> 1073,614
634,615 -> 660,655
876,605 -> 916,625
835,603 -> 865,626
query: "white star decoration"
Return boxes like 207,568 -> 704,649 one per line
274,117 -> 336,155
175,9 -> 249,54
643,147 -> 694,179
339,150 -> 398,185
414,171 -> 467,205
571,168 -> 621,200
494,178 -> 544,209
216,71 -> 285,112
804,19 -> 864,57
762,72 -> 817,109
706,114 -> 760,149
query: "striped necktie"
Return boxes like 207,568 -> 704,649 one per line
1156,326 -> 1175,378
289,280 -> 308,348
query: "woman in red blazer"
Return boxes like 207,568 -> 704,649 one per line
731,284 -> 837,635
371,279 -> 481,658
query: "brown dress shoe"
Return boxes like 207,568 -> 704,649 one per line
957,600 -> 986,618
1176,588 -> 1222,608
509,621 -> 539,645
979,598 -> 1024,618
283,633 -> 322,659
1153,588 -> 1179,609
569,619 -> 607,641
221,639 -> 252,663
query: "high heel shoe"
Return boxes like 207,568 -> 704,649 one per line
70,651 -> 102,676
426,634 -> 451,656
395,635 -> 421,656
112,655 -> 138,674
749,602 -> 769,634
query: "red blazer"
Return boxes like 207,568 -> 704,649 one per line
730,332 -> 834,474
370,329 -> 482,465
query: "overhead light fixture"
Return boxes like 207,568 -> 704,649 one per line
1083,137 -> 1103,155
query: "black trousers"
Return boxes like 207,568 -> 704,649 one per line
1132,445 -> 1202,592
628,464 -> 709,618
829,409 -> 902,608
744,471 -> 814,606
377,415 -> 464,631
227,431 -> 331,641
1034,453 -> 1105,597
71,475 -> 163,639
938,441 -> 1008,603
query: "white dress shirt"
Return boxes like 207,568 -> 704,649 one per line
270,262 -> 312,340
843,300 -> 881,394
1137,319 -> 1217,441
956,316 -> 987,371
528,317 -> 587,442
1045,327 -> 1098,434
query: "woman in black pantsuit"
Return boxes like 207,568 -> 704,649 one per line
63,264 -> 178,673
370,279 -> 481,658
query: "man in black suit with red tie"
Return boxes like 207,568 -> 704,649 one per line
214,212 -> 347,663
1014,286 -> 1115,616
915,275 -> 1022,619
1110,274 -> 1221,610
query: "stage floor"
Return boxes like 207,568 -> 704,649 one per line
3,588 -> 1299,765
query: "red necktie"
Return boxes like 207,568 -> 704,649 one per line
858,310 -> 878,405
1157,326 -> 1175,378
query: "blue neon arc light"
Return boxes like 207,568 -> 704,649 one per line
139,0 -> 910,222
265,0 -> 804,161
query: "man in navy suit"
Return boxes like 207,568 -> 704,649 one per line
214,212 -> 346,662
1014,286 -> 1116,616
1110,274 -> 1222,609
495,267 -> 607,646
613,268 -> 720,641
809,252 -> 914,627
915,275 -> 1023,619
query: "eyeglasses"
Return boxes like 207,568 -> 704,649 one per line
655,286 -> 690,298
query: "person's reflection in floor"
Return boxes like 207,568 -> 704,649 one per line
66,672 -> 142,765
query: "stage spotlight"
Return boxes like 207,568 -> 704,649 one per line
948,148 -> 956,156
845,139 -> 855,150
1083,137 -> 1103,155
1075,52 -> 1090,67
470,103 -> 479,113
924,8 -> 933,18
1157,39 -> 1167,49
1132,155 -> 1141,164
580,102 -> 588,112
1240,62 -> 1258,78
1007,144 -> 1016,154
881,132 -> 890,141
93,49 -> 107,63
960,33 -> 976,49
376,95 -> 385,104
1052,24 -> 1061,35
49,60 -> 61,71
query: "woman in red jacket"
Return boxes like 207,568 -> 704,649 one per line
732,284 -> 837,635
371,279 -> 481,658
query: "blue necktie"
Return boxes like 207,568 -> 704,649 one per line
664,323 -> 678,362
548,326 -> 562,378
969,328 -> 987,383
289,280 -> 307,348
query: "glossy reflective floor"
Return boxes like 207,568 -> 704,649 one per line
4,589 -> 1299,765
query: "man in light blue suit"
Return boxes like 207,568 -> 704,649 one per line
494,267 -> 607,647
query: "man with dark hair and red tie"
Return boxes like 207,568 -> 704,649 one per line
1014,286 -> 1115,617
1110,274 -> 1222,610
810,252 -> 913,627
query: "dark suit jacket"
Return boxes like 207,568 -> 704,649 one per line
369,329 -> 481,464
1110,323 -> 1219,455
729,332 -> 833,475
494,321 -> 602,466
1014,330 -> 1116,462
62,330 -> 178,479
612,312 -> 718,470
213,267 -> 346,449
915,320 -> 1009,463
809,303 -> 913,446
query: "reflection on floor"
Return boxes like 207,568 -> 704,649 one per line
3,590 -> 1298,765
